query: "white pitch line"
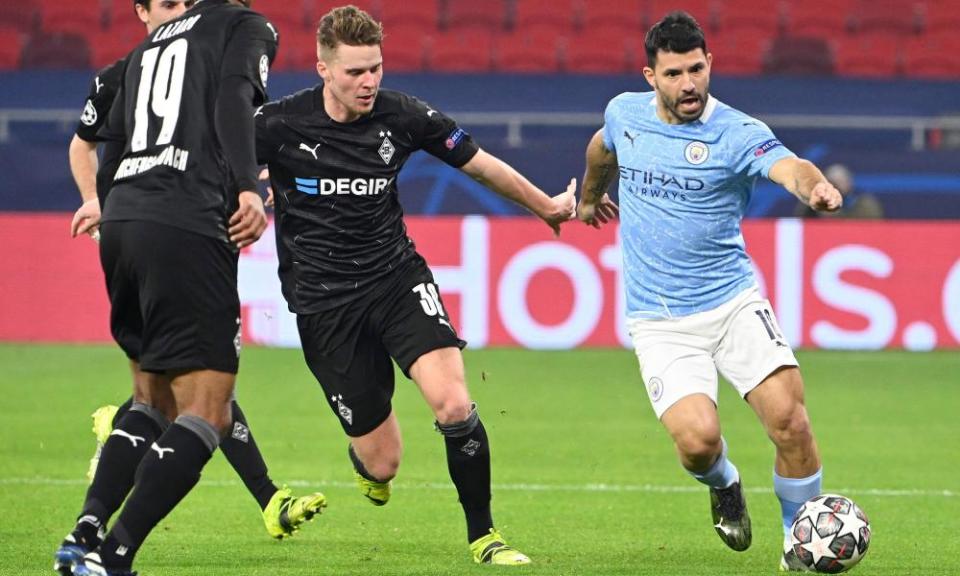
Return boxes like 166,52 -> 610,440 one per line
0,477 -> 954,498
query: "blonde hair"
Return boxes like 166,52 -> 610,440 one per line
317,5 -> 383,58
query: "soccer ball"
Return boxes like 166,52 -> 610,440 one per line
789,494 -> 871,573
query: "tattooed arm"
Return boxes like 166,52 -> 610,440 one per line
577,129 -> 620,228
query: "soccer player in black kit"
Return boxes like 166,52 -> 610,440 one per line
255,5 -> 577,565
54,1 -> 280,575
64,0 -> 325,548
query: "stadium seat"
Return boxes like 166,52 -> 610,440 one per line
379,0 -> 438,31
258,0 -> 309,36
714,0 -> 783,36
919,1 -> 960,35
512,0 -> 577,36
91,24 -> 142,68
0,1 -> 39,29
381,24 -> 427,71
851,0 -> 923,34
20,32 -> 90,68
38,0 -> 103,37
493,30 -> 560,73
270,27 -> 318,71
579,0 -> 644,37
0,26 -> 24,70
833,31 -> 901,77
647,0 -> 716,31
564,31 -> 632,73
784,0 -> 855,40
762,36 -> 835,76
442,0 -> 507,32
428,29 -> 494,71
708,30 -> 769,76
307,0 -> 380,27
902,31 -> 960,79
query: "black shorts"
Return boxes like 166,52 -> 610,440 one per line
99,220 -> 241,374
297,258 -> 466,437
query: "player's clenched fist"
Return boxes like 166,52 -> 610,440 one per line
808,181 -> 843,213
229,190 -> 268,249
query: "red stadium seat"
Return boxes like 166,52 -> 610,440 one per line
20,32 -> 91,68
833,31 -> 901,78
443,0 -> 507,32
564,31 -> 632,73
784,0 -> 855,40
647,0 -> 716,31
763,36 -> 835,76
91,23 -> 143,68
379,0 -> 438,31
0,1 -> 39,29
919,1 -> 960,34
852,0 -> 923,34
307,0 -> 380,28
902,31 -> 960,79
579,0 -> 644,37
493,30 -> 560,73
39,0 -> 103,37
708,29 -> 770,76
513,0 -> 577,36
429,29 -> 494,71
714,0 -> 783,36
270,27 -> 318,71
381,24 -> 427,72
257,0 -> 309,36
0,26 -> 25,70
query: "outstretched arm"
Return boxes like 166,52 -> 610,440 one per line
577,129 -> 620,228
769,157 -> 842,213
460,148 -> 576,236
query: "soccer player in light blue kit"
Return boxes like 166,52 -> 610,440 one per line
576,12 -> 842,571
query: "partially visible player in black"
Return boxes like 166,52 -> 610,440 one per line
256,5 -> 576,566
65,0 -> 324,546
54,1 -> 285,575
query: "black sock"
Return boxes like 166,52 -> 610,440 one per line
97,418 -> 216,570
112,398 -> 134,427
74,408 -> 163,548
442,418 -> 494,543
220,401 -> 278,510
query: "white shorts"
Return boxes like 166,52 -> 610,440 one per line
627,287 -> 799,419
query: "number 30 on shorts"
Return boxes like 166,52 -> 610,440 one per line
412,282 -> 445,317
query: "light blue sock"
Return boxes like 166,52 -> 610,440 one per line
774,468 -> 823,542
690,438 -> 740,489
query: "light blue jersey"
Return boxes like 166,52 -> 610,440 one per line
603,92 -> 795,319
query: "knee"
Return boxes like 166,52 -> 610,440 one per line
365,453 -> 401,482
433,395 -> 473,426
768,407 -> 813,448
674,427 -> 723,468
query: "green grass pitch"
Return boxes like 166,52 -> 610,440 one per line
1,344 -> 958,575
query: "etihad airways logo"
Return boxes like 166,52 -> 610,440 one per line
294,176 -> 394,196
619,166 -> 705,203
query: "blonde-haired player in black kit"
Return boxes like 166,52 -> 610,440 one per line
255,5 -> 576,566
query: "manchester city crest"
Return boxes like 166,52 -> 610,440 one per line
684,141 -> 709,165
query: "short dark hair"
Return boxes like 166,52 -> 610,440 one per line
644,11 -> 707,67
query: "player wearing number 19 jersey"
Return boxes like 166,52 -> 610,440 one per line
576,12 -> 843,571
59,2 -> 278,575
255,5 -> 576,565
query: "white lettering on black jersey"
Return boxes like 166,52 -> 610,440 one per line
256,88 -> 480,313
99,0 -> 278,241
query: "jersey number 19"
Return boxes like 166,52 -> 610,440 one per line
132,38 -> 188,152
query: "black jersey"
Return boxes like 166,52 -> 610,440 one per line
75,56 -> 128,207
256,87 -> 480,314
76,57 -> 126,143
100,0 -> 278,240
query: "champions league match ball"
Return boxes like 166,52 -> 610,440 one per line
789,494 -> 871,573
